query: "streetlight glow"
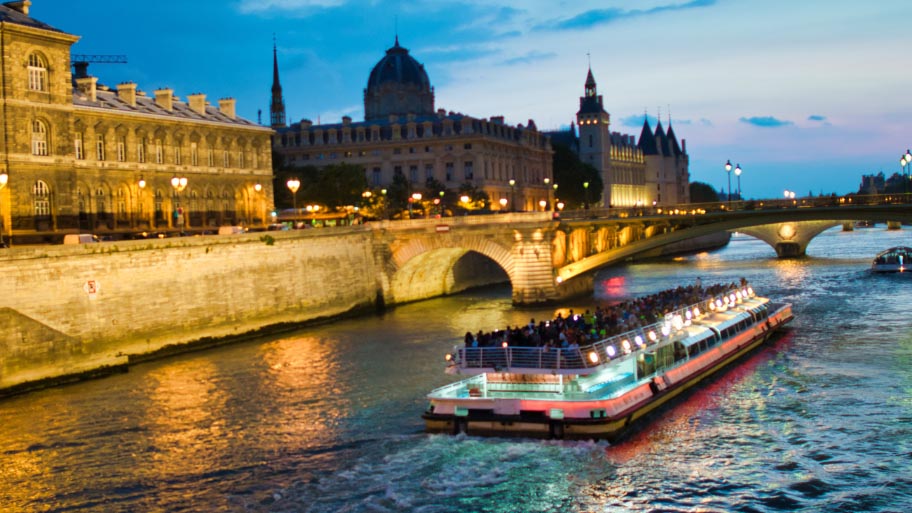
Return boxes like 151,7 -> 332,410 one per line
724,160 -> 732,207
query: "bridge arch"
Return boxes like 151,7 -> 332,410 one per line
387,235 -> 514,304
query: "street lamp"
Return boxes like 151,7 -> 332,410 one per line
903,150 -> 911,195
725,160 -> 732,207
253,183 -> 263,226
438,190 -> 445,217
170,175 -> 188,233
539,199 -> 547,211
552,183 -> 558,211
499,197 -> 508,211
409,192 -> 422,218
734,163 -> 742,201
0,170 -> 7,247
508,179 -> 516,212
286,178 -> 300,220
583,181 -> 590,210
137,176 -> 146,228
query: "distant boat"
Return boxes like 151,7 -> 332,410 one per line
871,247 -> 912,273
855,220 -> 876,228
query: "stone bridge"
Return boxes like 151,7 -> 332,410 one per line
372,198 -> 912,305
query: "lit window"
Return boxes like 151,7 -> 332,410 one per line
31,120 -> 48,156
74,132 -> 84,160
137,140 -> 145,163
154,139 -> 163,164
117,136 -> 126,162
96,134 -> 105,161
27,53 -> 48,92
33,180 -> 50,216
207,149 -> 214,167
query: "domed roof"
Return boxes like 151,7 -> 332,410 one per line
366,37 -> 431,92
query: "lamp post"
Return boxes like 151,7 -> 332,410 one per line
734,163 -> 742,201
137,176 -> 146,229
539,199 -> 547,211
725,160 -> 732,208
253,183 -> 263,226
409,192 -> 422,218
583,181 -> 590,210
0,170 -> 7,247
552,183 -> 558,211
543,177 -> 551,211
508,179 -> 516,212
170,175 -> 187,233
286,178 -> 300,223
438,190 -> 445,217
903,150 -> 911,196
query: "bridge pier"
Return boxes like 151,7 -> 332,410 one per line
738,221 -> 841,258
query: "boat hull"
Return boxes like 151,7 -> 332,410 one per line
423,305 -> 793,441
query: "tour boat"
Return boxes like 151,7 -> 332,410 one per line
423,285 -> 793,440
871,247 -> 912,273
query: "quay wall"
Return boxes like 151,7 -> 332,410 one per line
0,228 -> 379,393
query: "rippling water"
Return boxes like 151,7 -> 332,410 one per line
1,226 -> 911,512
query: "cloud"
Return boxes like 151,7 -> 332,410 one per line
739,116 -> 793,128
500,50 -> 557,66
236,0 -> 344,13
808,115 -> 827,122
536,0 -> 715,31
619,114 -> 658,128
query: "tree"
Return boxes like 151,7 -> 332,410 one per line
552,142 -> 603,208
689,181 -> 719,203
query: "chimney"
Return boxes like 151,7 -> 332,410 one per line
218,98 -> 236,119
187,93 -> 207,115
75,76 -> 97,102
342,115 -> 351,125
154,88 -> 173,112
117,82 -> 137,107
4,1 -> 31,15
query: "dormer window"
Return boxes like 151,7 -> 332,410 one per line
28,53 -> 48,92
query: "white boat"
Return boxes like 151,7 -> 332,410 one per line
423,285 -> 793,441
871,247 -> 912,273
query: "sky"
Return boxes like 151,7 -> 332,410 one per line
32,0 -> 912,199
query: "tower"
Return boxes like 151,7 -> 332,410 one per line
270,41 -> 286,128
576,68 -> 611,206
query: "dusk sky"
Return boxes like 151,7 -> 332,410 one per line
35,0 -> 911,199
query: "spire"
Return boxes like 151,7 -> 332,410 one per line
584,67 -> 597,98
637,117 -> 659,155
270,37 -> 287,128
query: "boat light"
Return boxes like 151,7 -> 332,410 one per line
648,331 -> 657,342
747,287 -> 754,296
736,290 -> 743,300
692,307 -> 700,318
661,325 -> 671,337
634,335 -> 644,347
716,299 -> 723,309
742,288 -> 749,298
445,353 -> 453,362
729,293 -> 736,303
622,340 -> 632,353
708,300 -> 716,311
588,351 -> 599,364
672,314 -> 684,331
502,341 -> 508,348
685,310 -> 692,320
606,345 -> 617,358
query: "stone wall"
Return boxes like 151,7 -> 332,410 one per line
0,228 -> 379,392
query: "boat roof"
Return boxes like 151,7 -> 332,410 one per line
874,246 -> 912,258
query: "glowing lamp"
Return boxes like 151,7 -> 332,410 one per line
661,325 -> 671,337
708,300 -> 716,311
716,299 -> 723,309
685,310 -> 692,320
672,314 -> 684,331
729,293 -> 736,303
747,287 -> 754,296
502,341 -> 508,348
622,340 -> 632,353
588,351 -> 599,364
648,331 -> 657,342
606,346 -> 617,358
692,307 -> 700,317
634,335 -> 644,347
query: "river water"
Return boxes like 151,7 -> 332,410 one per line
1,226 -> 911,512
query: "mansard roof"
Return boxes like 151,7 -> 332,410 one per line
73,86 -> 265,129
637,118 -> 659,155
0,3 -> 65,33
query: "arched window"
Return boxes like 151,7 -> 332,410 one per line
33,180 -> 50,216
31,120 -> 48,156
27,53 -> 48,92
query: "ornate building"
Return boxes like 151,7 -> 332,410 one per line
546,69 -> 690,207
0,1 -> 273,243
272,38 -> 553,212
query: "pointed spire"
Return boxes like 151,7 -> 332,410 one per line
270,36 -> 287,128
637,117 -> 658,155
584,63 -> 597,97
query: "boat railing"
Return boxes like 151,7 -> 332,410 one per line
451,285 -> 756,373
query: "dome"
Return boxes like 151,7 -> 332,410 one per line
364,37 -> 435,121
366,37 -> 431,92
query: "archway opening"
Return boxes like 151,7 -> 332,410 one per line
390,249 -> 509,304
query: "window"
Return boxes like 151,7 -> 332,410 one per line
174,145 -> 181,165
445,162 -> 454,181
252,150 -> 258,169
117,136 -> 126,162
409,165 -> 418,183
464,143 -> 472,150
74,132 -> 84,160
372,167 -> 381,186
137,140 -> 145,163
207,149 -> 214,167
223,150 -> 229,167
588,134 -> 593,148
96,134 -> 105,161
27,53 -> 48,92
424,164 -> 434,181
31,120 -> 48,156
239,151 -> 245,167
191,142 -> 198,166
154,140 -> 163,164
393,148 -> 402,155
33,180 -> 50,216
464,161 -> 474,180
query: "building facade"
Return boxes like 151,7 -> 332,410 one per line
0,1 -> 273,243
547,69 -> 690,207
272,38 -> 553,212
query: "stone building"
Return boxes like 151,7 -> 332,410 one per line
271,38 -> 553,212
0,1 -> 273,243
546,69 -> 690,207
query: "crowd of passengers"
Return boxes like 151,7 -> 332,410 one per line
464,280 -> 748,351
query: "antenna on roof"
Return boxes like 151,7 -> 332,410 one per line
586,50 -> 591,69
70,54 -> 127,79
668,104 -> 672,126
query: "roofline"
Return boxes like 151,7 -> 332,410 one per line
73,103 -> 274,134
0,19 -> 79,42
